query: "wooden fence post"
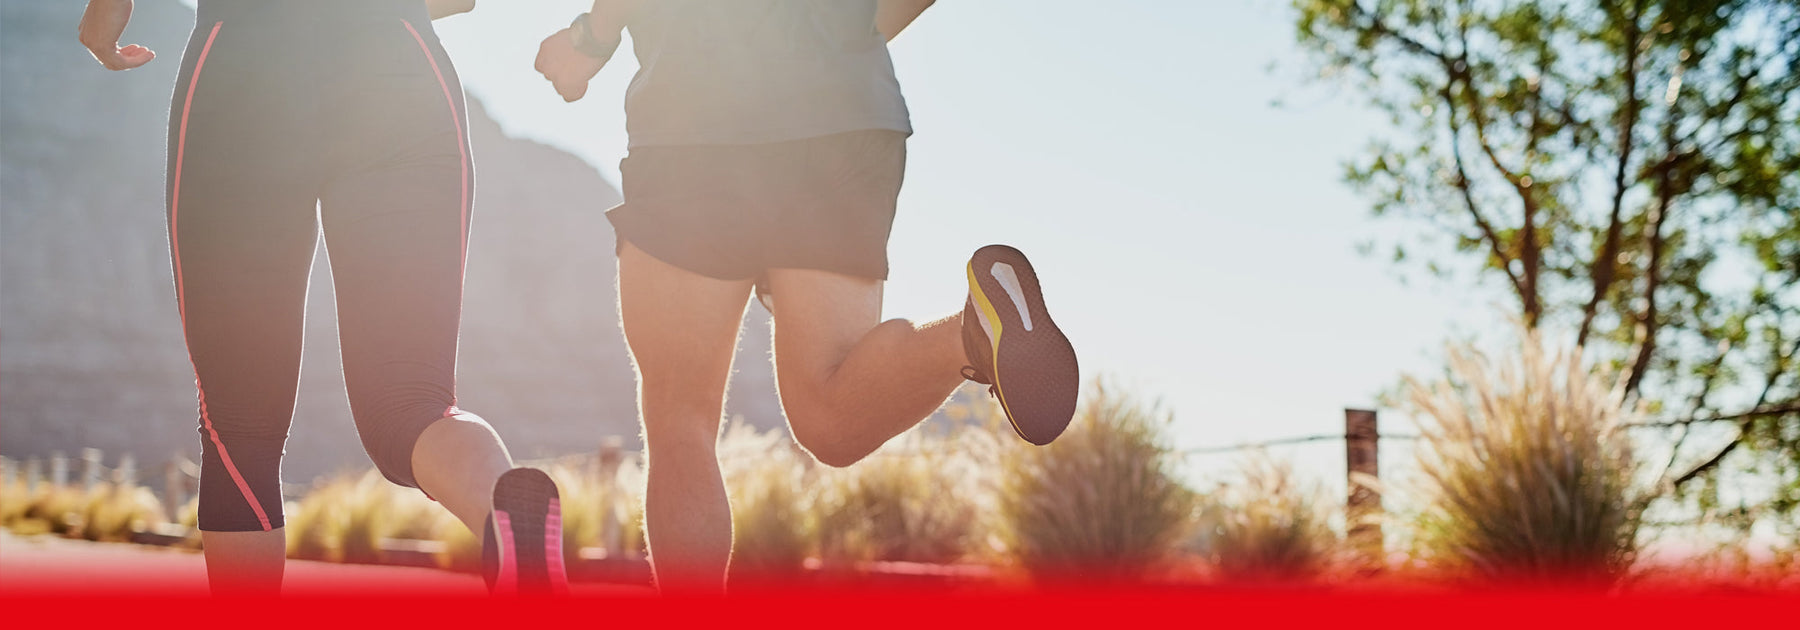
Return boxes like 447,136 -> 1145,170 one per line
1345,408 -> 1382,569
50,451 -> 68,487
26,457 -> 43,493
81,448 -> 103,491
598,436 -> 625,557
115,453 -> 137,486
163,457 -> 191,521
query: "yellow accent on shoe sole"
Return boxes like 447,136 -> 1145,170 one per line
968,261 -> 1024,438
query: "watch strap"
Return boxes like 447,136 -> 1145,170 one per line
569,12 -> 621,62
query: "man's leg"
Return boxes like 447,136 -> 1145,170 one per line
617,242 -> 754,593
764,269 -> 967,467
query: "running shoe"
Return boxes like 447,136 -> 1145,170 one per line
482,467 -> 568,596
961,244 -> 1080,445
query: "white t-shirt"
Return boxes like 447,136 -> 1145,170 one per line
622,0 -> 913,148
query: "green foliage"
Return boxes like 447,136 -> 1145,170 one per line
994,384 -> 1199,583
1294,0 -> 1800,530
1404,327 -> 1648,583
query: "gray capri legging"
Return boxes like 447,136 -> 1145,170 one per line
168,0 -> 474,532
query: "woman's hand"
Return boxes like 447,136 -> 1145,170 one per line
426,0 -> 477,20
78,0 -> 155,70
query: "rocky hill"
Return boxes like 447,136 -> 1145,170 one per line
0,0 -> 787,483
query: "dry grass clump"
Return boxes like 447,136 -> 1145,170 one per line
429,509 -> 483,573
1404,327 -> 1647,583
812,429 -> 986,567
547,458 -> 645,562
76,483 -> 169,542
720,422 -> 816,580
284,469 -> 437,564
279,460 -> 646,572
1,472 -> 169,541
0,476 -> 31,526
1194,454 -> 1337,582
1,477 -> 42,532
719,417 -> 991,582
176,495 -> 200,530
994,383 -> 1198,582
19,486 -> 90,535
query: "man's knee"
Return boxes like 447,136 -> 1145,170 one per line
782,400 -> 871,468
639,376 -> 726,447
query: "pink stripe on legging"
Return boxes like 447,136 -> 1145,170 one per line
400,20 -> 470,276
171,22 -> 273,532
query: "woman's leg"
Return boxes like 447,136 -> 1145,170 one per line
318,15 -> 561,593
166,17 -> 322,597
317,83 -> 510,536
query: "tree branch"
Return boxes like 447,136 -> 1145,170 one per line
1653,422 -> 1693,492
1446,21 -> 1544,325
1358,0 -> 1547,324
1442,87 -> 1529,300
1672,435 -> 1741,488
1346,1 -> 1456,67
1623,60 -> 1693,398
1624,183 -> 1669,398
1634,400 -> 1800,428
1578,0 -> 1645,347
1667,343 -> 1800,487
1347,0 -> 1533,308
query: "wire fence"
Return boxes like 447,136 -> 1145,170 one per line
1174,404 -> 1793,457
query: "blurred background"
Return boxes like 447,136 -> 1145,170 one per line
0,0 -> 1470,497
2,0 -> 1795,586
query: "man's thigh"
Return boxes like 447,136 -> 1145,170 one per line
762,268 -> 884,388
617,242 -> 754,409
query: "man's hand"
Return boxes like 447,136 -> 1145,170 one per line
534,28 -> 608,103
426,0 -> 477,20
78,0 -> 154,71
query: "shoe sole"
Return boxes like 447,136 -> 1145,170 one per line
967,244 -> 1079,445
490,468 -> 567,596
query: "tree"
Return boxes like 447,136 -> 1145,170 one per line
1292,0 -> 1799,528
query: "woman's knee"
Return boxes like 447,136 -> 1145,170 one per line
196,430 -> 286,532
351,399 -> 459,488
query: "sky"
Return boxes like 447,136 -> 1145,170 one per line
412,0 -> 1499,486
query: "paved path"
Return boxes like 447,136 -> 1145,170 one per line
0,530 -> 651,596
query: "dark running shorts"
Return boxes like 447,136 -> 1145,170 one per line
606,130 -> 906,287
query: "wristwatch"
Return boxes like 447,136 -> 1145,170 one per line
569,12 -> 621,62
